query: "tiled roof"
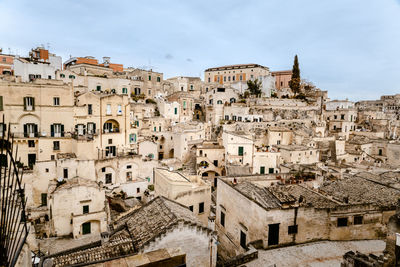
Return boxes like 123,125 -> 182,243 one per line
234,182 -> 281,210
42,196 -> 206,267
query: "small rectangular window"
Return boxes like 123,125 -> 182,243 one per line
63,168 -> 68,179
288,225 -> 298,234
240,230 -> 246,249
105,173 -> 112,184
354,215 -> 363,225
337,217 -> 348,227
220,211 -> 225,227
189,205 -> 193,212
28,140 -> 35,147
53,141 -> 60,151
41,193 -> 47,206
199,202 -> 204,214
83,205 -> 89,214
53,97 -> 60,106
88,104 -> 92,115
82,222 -> 91,235
136,187 -> 140,193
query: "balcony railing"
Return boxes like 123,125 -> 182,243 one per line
102,128 -> 120,134
11,132 -> 73,138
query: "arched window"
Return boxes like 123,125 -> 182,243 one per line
217,100 -> 223,105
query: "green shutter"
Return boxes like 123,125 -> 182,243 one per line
0,96 -> 3,111
23,97 -> 27,110
50,125 -> 54,137
238,146 -> 244,156
32,97 -> 35,110
260,166 -> 265,174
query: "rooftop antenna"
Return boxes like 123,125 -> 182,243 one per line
8,48 -> 11,55
47,42 -> 50,51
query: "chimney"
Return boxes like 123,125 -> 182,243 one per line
103,57 -> 110,67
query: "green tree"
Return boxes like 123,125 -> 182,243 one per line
246,79 -> 262,97
289,55 -> 301,95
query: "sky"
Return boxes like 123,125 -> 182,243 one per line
1,0 -> 400,101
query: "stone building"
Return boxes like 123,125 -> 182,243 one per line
41,196 -> 217,267
215,174 -> 399,258
204,63 -> 270,85
154,168 -> 212,225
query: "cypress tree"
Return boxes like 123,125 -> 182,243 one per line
289,55 -> 301,95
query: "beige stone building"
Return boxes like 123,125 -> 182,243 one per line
204,63 -> 270,85
154,168 -> 212,225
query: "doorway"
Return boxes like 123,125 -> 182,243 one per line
268,223 -> 280,246
28,153 -> 36,169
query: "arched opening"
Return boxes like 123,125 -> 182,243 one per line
103,119 -> 120,133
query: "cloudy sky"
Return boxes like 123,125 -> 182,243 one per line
1,0 -> 399,100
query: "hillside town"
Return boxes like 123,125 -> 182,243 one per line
1,46 -> 400,267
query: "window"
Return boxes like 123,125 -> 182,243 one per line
183,101 -> 186,109
76,124 -> 85,135
24,97 -> 35,111
69,75 -> 75,79
189,205 -> 193,212
337,217 -> 348,227
240,230 -> 247,249
220,211 -> 225,227
208,77 -> 210,83
96,85 -> 101,91
24,123 -> 38,137
83,205 -> 89,214
53,141 -> 60,150
269,168 -> 274,174
190,85 -> 193,90
341,114 -> 345,120
199,202 -> 204,214
122,88 -> 128,94
102,167 -> 106,172
217,100 -> 223,104
106,104 -> 111,115
136,187 -> 140,193
378,149 -> 383,156
60,74 -> 65,78
45,168 -> 49,173
288,225 -> 298,234
181,86 -> 184,91
260,166 -> 265,174
126,172 -> 132,181
117,105 -> 122,115
238,146 -> 244,156
232,76 -> 235,81
213,160 -> 218,167
41,193 -> 47,206
354,215 -> 363,225
28,140 -> 35,147
63,168 -> 68,179
334,115 -> 337,119
82,222 -> 91,235
157,77 -> 161,82
53,97 -> 60,106
0,96 -> 3,111
51,124 -> 64,137
105,146 -> 116,157
87,122 -> 96,134
88,104 -> 92,115
148,75 -> 151,81
174,107 -> 177,115
105,173 -> 112,184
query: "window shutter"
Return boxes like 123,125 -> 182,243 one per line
32,97 -> 35,110
23,124 -> 27,137
50,124 -> 54,137
93,123 -> 96,133
34,124 -> 38,137
0,96 -> 3,111
61,124 -> 64,137
83,124 -> 86,135
23,97 -> 27,110
75,124 -> 78,133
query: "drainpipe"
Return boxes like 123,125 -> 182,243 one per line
292,207 -> 298,243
